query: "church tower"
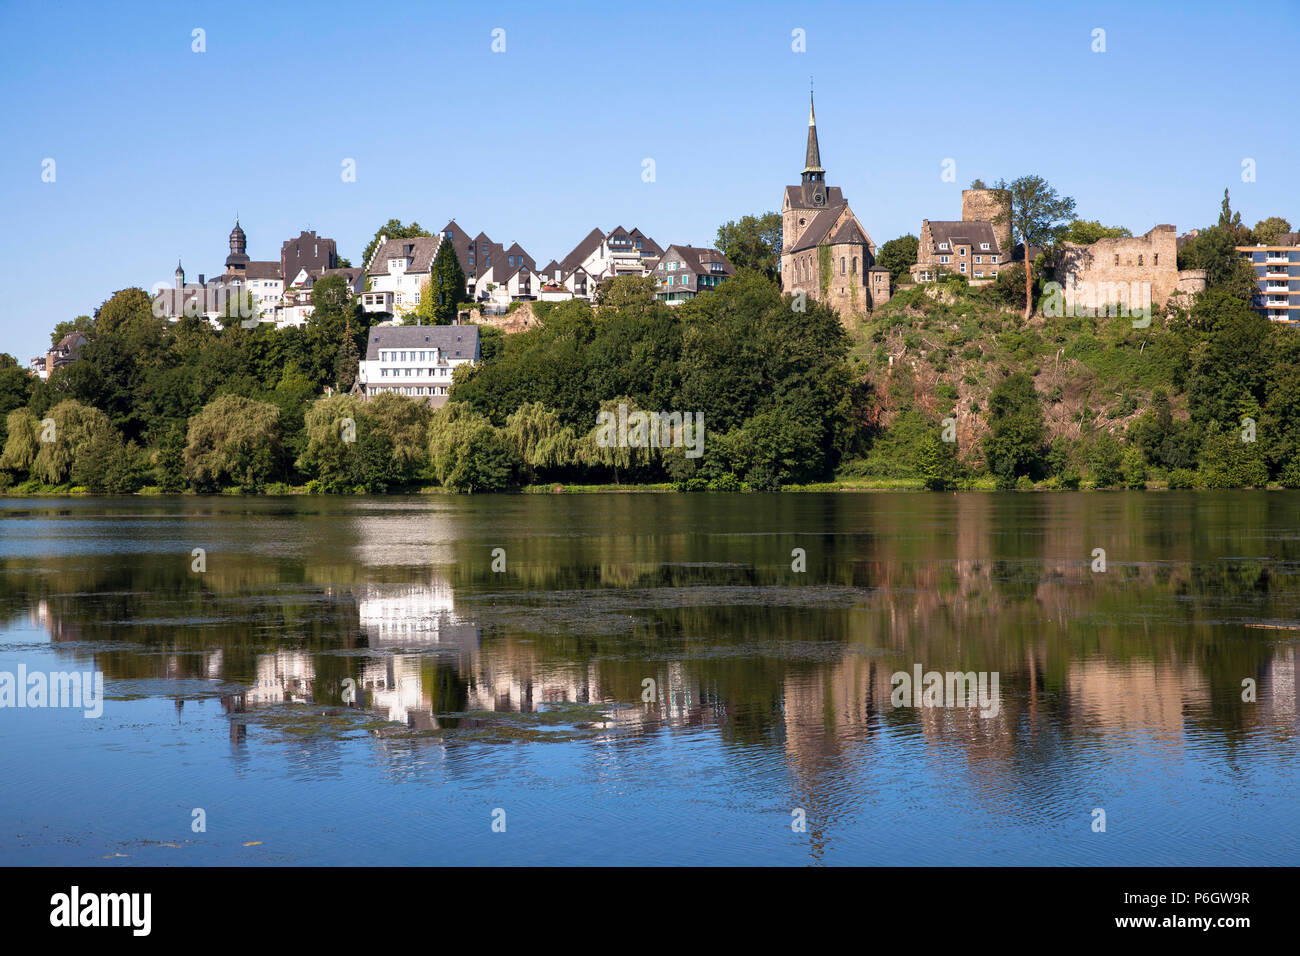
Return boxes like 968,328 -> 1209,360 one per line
802,93 -> 826,205
779,93 -> 890,318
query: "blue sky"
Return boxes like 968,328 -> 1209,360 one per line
2,0 -> 1297,361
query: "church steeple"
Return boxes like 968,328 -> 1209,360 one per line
802,91 -> 824,186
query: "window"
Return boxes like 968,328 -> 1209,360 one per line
1114,254 -> 1120,266
980,243 -> 990,250
940,255 -> 950,264
841,257 -> 846,275
991,256 -> 999,264
1138,255 -> 1144,266
960,248 -> 967,256
1153,254 -> 1159,266
939,242 -> 949,250
975,256 -> 982,263
960,263 -> 966,273
852,257 -> 858,273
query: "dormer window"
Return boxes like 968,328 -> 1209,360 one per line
980,243 -> 990,250
939,242 -> 949,250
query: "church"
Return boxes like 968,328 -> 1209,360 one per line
780,94 -> 891,318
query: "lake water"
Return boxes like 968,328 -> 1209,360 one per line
1,492 -> 1297,865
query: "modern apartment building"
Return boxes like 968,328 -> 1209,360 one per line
1237,236 -> 1300,323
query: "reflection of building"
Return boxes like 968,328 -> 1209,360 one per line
360,656 -> 431,726
356,581 -> 479,651
245,650 -> 316,706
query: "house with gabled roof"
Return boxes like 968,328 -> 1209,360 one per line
779,95 -> 890,318
912,219 -> 1005,284
556,226 -> 662,294
652,245 -> 737,304
366,234 -> 441,319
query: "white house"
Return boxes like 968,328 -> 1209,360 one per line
356,323 -> 481,406
365,235 -> 443,320
556,226 -> 662,294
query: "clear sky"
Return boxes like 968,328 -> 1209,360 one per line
2,0 -> 1296,361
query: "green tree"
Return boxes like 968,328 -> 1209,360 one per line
1060,219 -> 1131,244
71,431 -> 146,494
916,433 -> 964,490
184,394 -> 283,492
0,409 -> 39,473
93,288 -> 155,335
1252,216 -> 1292,246
715,212 -> 783,280
49,315 -> 94,347
298,394 -> 364,492
505,401 -> 576,479
992,175 -> 1076,319
156,425 -> 187,493
31,400 -> 115,485
1199,429 -> 1268,488
877,234 -> 919,284
1088,432 -> 1124,488
723,408 -> 823,490
1177,226 -> 1255,287
982,372 -> 1046,487
364,391 -> 432,480
421,240 -> 466,325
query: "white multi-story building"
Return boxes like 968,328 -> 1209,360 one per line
356,323 -> 481,406
365,235 -> 443,320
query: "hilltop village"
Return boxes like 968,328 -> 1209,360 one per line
2,96 -> 1298,495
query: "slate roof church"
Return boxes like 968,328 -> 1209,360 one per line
779,94 -> 890,318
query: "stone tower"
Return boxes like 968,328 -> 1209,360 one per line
962,189 -> 1012,253
174,260 -> 185,290
225,219 -> 250,277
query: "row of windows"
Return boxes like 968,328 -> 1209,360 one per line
936,242 -> 992,252
378,367 -> 453,378
1114,253 -> 1157,266
368,386 -> 449,396
379,350 -> 445,362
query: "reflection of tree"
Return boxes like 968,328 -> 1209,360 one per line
6,492 -> 1298,821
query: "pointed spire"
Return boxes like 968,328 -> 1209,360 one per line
803,90 -> 824,176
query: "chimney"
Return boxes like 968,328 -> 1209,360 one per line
198,273 -> 205,285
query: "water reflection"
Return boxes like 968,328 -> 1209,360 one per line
2,493 -> 1299,862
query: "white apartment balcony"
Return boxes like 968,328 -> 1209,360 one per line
1265,254 -> 1293,263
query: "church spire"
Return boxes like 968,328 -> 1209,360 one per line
802,91 -> 824,184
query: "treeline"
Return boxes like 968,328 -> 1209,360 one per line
1,272 -> 863,494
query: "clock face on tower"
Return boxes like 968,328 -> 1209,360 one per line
812,190 -> 824,206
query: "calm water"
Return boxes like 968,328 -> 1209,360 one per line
0,492 -> 1297,866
